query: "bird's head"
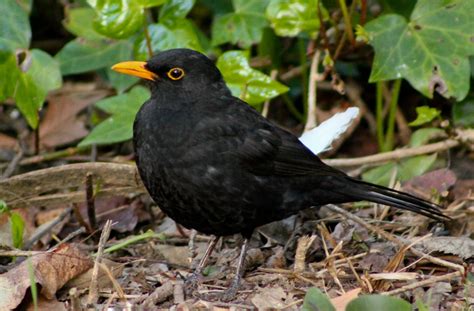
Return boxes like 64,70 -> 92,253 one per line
111,48 -> 228,98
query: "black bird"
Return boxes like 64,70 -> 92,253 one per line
112,48 -> 448,300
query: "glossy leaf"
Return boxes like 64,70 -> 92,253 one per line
137,0 -> 168,8
347,295 -> 411,311
266,0 -> 328,38
452,95 -> 474,127
159,0 -> 195,25
217,50 -> 289,105
365,0 -> 474,101
87,0 -> 145,39
409,106 -> 441,126
409,128 -> 444,147
301,288 -> 335,311
1,0 -> 31,48
56,39 -> 133,75
362,154 -> 437,187
1,49 -> 62,128
79,86 -> 150,146
63,7 -> 106,40
134,21 -> 204,60
211,0 -> 269,48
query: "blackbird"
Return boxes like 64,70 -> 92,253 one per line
112,48 -> 448,300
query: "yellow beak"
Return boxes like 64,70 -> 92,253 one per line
111,61 -> 157,81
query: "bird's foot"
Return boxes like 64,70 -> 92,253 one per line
184,272 -> 201,297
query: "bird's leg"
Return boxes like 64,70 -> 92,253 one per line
184,235 -> 220,296
221,237 -> 250,302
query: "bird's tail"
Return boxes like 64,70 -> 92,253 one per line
342,177 -> 449,221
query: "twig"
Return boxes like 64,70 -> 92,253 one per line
325,204 -> 465,274
294,235 -> 317,272
304,50 -> 321,132
142,282 -> 174,308
346,80 -> 377,134
0,250 -> 43,257
87,219 -> 112,307
24,206 -> 73,249
86,173 -> 97,230
1,148 -> 24,179
382,271 -> 462,296
323,139 -> 459,167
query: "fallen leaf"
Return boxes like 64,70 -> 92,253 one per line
26,296 -> 67,311
0,243 -> 92,310
0,133 -> 17,151
251,286 -> 288,309
417,236 -> 474,260
331,287 -> 361,311
403,169 -> 457,197
35,84 -> 109,149
64,258 -> 124,290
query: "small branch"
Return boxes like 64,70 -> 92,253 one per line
262,70 -> 278,118
346,80 -> 377,133
304,50 -> 321,132
324,138 -> 459,167
1,148 -> 24,179
86,173 -> 97,230
382,271 -> 462,296
87,219 -> 112,307
383,79 -> 402,151
143,24 -> 153,58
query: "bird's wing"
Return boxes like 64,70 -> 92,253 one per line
231,104 -> 344,177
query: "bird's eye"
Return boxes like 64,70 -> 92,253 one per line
167,67 -> 185,80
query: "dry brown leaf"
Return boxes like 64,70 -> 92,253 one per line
0,243 -> 92,310
64,258 -> 124,290
331,287 -> 361,311
417,236 -> 474,260
0,133 -> 17,151
25,296 -> 67,311
251,286 -> 288,310
36,87 -> 109,149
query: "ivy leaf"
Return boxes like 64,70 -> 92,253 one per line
365,0 -> 474,101
452,95 -> 474,127
409,128 -> 444,147
301,288 -> 335,311
79,86 -> 150,146
134,21 -> 204,60
211,0 -> 269,48
87,0 -> 145,39
137,0 -> 168,8
362,154 -> 437,187
409,106 -> 441,126
266,0 -> 328,38
217,50 -> 288,105
347,295 -> 411,311
56,39 -> 133,75
0,0 -> 31,48
63,7 -> 107,40
1,49 -> 62,128
159,0 -> 196,25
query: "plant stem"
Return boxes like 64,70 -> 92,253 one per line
338,0 -> 355,46
282,94 -> 304,122
376,81 -> 384,151
383,79 -> 402,151
143,25 -> 153,58
298,38 -> 309,122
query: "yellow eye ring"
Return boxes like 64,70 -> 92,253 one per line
167,67 -> 185,80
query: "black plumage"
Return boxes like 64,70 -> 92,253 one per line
112,48 -> 448,299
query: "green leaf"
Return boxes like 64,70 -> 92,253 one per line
134,21 -> 204,60
0,200 -> 8,214
217,50 -> 289,105
362,154 -> 437,187
409,106 -> 441,126
409,128 -> 444,147
137,0 -> 168,8
347,295 -> 411,311
266,0 -> 328,38
10,212 -> 25,249
106,68 -> 139,93
56,39 -> 133,75
87,0 -> 145,39
211,0 -> 269,48
159,0 -> 195,25
301,288 -> 335,311
79,86 -> 150,146
0,0 -> 31,48
378,0 -> 416,18
365,0 -> 474,101
452,95 -> 474,127
63,7 -> 107,40
0,50 -> 62,128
